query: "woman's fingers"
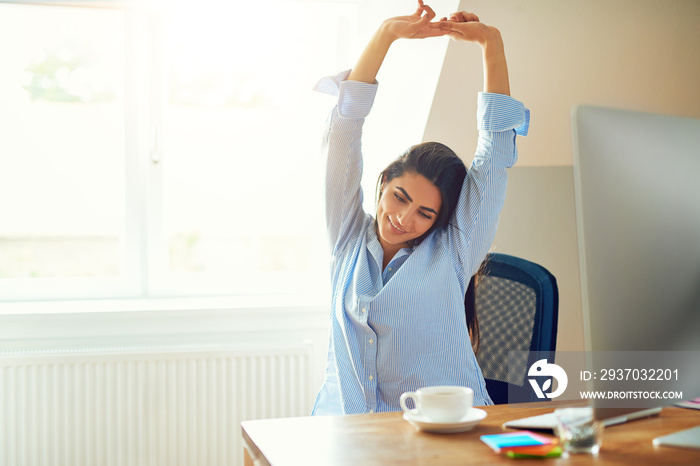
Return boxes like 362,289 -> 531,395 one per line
385,1 -> 475,40
438,18 -> 489,43
448,11 -> 479,23
420,3 -> 437,22
412,1 -> 425,18
414,0 -> 434,20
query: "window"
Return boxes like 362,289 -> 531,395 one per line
1,0 -> 448,304
0,0 -> 361,301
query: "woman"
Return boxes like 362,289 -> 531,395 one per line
312,1 -> 529,415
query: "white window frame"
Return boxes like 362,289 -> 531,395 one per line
1,0 -> 455,305
1,1 -> 150,301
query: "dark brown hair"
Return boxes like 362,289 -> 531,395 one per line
465,259 -> 489,355
375,141 -> 467,246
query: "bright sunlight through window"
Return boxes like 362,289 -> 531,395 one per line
0,0 -> 361,301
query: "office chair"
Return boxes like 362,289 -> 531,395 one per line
466,253 -> 559,404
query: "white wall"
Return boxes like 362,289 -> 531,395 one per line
424,0 -> 700,352
425,0 -> 700,166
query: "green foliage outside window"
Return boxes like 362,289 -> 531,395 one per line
23,48 -> 115,104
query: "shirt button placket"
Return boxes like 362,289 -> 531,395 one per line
362,301 -> 378,414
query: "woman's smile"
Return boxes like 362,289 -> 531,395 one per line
387,216 -> 407,234
376,172 -> 442,259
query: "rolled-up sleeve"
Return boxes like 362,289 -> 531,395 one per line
314,70 -> 378,119
477,92 -> 530,136
315,70 -> 379,254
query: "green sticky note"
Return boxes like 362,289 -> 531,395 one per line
506,446 -> 563,459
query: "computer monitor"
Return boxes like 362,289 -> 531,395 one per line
572,105 -> 700,421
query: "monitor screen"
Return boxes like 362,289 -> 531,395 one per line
572,105 -> 700,419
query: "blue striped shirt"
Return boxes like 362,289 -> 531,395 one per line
312,70 -> 530,415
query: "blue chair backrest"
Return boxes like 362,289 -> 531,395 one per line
467,253 -> 559,404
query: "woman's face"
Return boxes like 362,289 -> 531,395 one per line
376,171 -> 442,253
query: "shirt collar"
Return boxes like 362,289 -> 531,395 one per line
367,227 -> 413,269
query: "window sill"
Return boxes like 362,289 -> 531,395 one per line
0,293 -> 330,316
0,293 -> 331,354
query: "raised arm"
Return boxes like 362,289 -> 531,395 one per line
438,11 -> 510,95
437,12 -> 529,282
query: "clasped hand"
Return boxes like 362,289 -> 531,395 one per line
382,0 -> 490,44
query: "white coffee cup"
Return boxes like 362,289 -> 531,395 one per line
399,386 -> 473,423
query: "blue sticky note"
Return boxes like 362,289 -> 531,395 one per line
480,431 -> 550,452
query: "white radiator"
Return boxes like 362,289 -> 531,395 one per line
0,344 -> 313,466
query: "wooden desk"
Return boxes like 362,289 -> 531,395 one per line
242,402 -> 700,465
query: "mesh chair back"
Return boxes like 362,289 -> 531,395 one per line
469,253 -> 559,404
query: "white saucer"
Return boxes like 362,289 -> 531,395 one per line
403,408 -> 487,433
